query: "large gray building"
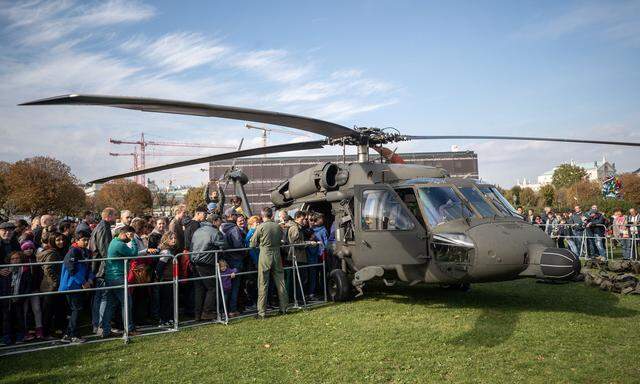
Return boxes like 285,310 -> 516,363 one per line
208,151 -> 478,210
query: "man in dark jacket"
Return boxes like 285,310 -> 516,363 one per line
585,205 -> 606,258
183,206 -> 207,252
0,222 -> 19,264
191,213 -> 227,321
75,210 -> 94,235
220,212 -> 246,316
89,207 -> 116,333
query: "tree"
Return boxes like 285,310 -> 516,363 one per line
4,157 -> 86,217
184,186 -> 205,214
95,179 -> 153,216
510,185 -> 522,205
0,161 -> 10,214
620,173 -> 640,206
519,187 -> 538,208
551,163 -> 587,189
539,184 -> 556,207
563,180 -> 600,207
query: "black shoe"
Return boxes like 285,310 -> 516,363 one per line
254,314 -> 266,320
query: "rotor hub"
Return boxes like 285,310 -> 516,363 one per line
330,127 -> 409,147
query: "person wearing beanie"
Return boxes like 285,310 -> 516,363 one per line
19,240 -> 44,340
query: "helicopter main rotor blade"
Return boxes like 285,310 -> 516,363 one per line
20,94 -> 357,139
90,139 -> 326,184
404,135 -> 640,147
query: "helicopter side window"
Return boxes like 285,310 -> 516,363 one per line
417,186 -> 474,226
395,188 -> 425,228
458,187 -> 497,218
361,190 -> 415,231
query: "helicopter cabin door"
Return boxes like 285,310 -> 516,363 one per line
354,185 -> 428,266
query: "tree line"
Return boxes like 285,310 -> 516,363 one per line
0,157 -> 154,218
502,163 -> 640,213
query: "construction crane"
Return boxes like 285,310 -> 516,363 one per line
109,132 -> 237,186
246,124 -> 311,157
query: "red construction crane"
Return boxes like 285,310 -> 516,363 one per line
109,132 -> 237,186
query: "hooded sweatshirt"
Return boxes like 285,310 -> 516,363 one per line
59,244 -> 95,291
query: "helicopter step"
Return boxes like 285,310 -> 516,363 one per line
352,266 -> 385,298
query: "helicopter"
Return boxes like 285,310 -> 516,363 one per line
20,94 -> 640,301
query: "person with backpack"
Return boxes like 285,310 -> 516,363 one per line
58,230 -> 94,344
155,231 -> 178,327
220,212 -> 245,317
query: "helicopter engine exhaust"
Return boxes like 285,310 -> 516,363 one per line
271,162 -> 349,206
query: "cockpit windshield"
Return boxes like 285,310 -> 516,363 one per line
417,186 -> 474,226
479,186 -> 520,217
458,187 -> 498,218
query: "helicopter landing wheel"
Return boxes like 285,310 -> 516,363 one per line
328,269 -> 351,302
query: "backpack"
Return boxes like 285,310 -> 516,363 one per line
127,260 -> 152,284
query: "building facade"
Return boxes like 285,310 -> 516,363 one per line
208,151 -> 478,210
517,157 -> 616,191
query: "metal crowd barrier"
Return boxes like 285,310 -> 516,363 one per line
0,241 -> 326,356
532,223 -> 639,260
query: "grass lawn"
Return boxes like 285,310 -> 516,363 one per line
2,279 -> 640,384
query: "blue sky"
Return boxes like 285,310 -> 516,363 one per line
1,0 -> 639,187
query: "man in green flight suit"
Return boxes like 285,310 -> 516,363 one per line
250,207 -> 288,318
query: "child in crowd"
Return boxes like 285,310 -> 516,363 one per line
58,230 -> 94,343
218,259 -> 237,316
1,251 -> 31,345
20,240 -> 43,340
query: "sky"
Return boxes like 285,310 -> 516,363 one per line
0,0 -> 639,188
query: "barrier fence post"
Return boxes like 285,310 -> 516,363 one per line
215,251 -> 229,324
173,255 -> 179,331
292,253 -> 307,309
323,259 -> 327,302
123,258 -> 129,344
291,251 -> 299,309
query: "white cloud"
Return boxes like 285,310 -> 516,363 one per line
233,49 -> 312,82
122,32 -> 229,75
0,0 -> 156,45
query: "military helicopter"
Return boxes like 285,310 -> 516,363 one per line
21,95 -> 640,301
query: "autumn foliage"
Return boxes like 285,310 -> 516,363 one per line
2,157 -> 86,217
95,179 -> 153,216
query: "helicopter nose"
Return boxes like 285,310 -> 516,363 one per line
519,245 -> 581,280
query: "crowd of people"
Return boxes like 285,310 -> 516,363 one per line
516,205 -> 639,259
0,195 -> 331,346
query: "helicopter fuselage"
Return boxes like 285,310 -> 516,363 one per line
271,161 -> 580,286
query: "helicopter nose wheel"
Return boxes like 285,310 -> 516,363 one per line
328,269 -> 351,302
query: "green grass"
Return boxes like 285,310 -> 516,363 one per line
3,279 -> 640,384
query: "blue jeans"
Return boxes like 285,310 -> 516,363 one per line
102,278 -> 134,333
66,293 -> 83,338
226,258 -> 243,312
91,278 -> 107,329
594,234 -> 606,258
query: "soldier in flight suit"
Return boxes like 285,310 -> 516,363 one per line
250,207 -> 288,318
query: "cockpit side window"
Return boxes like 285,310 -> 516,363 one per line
417,186 -> 474,226
458,187 -> 499,218
361,189 -> 415,231
479,186 -> 520,217
395,188 -> 425,228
